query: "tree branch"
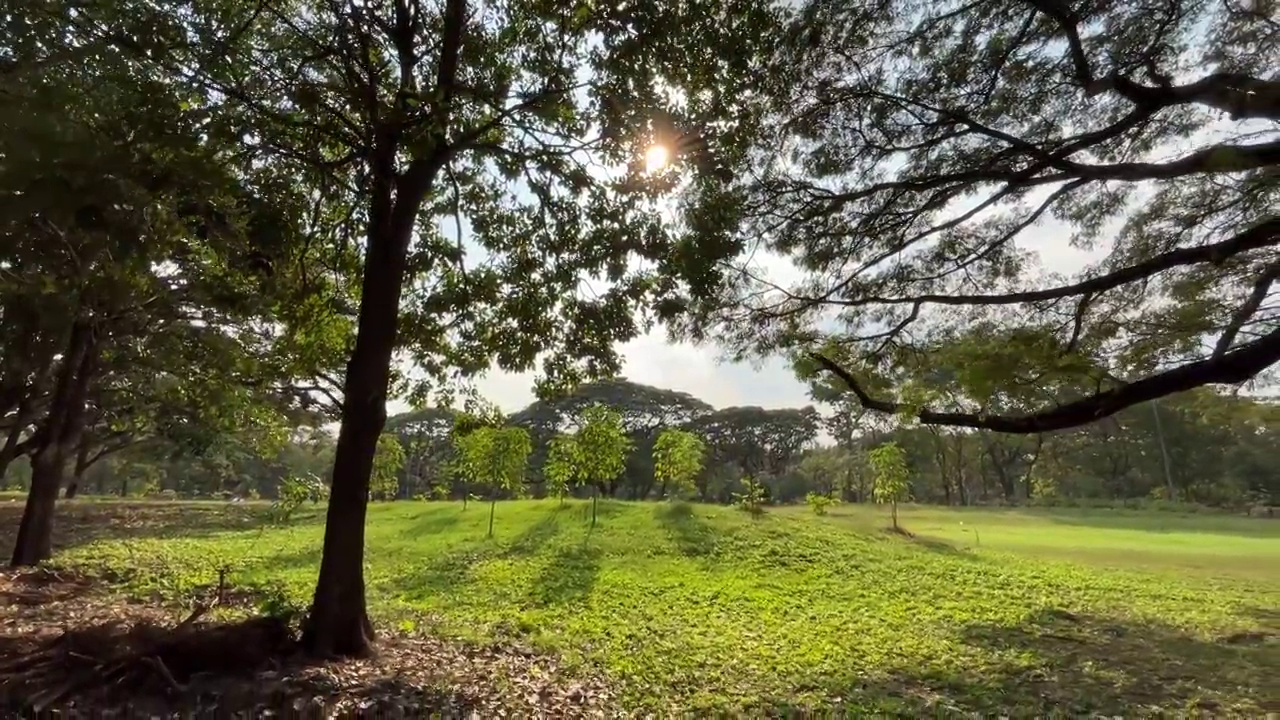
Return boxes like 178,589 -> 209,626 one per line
1214,261 -> 1280,357
400,0 -> 467,190
809,323 -> 1280,434
1105,72 -> 1280,122
828,217 -> 1279,309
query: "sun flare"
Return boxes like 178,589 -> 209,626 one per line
644,144 -> 670,174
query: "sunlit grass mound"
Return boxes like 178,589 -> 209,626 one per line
52,499 -> 1280,714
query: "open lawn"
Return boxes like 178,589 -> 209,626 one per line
4,498 -> 1278,714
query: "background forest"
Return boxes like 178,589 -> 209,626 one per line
7,379 -> 1274,510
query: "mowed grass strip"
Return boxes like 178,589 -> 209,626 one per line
41,499 -> 1280,714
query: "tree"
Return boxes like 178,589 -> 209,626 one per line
652,428 -> 706,499
795,446 -> 861,501
575,404 -> 632,528
1,13 -> 336,565
67,0 -> 785,658
510,379 -> 712,499
543,434 -> 581,505
451,425 -> 532,536
687,406 -> 819,501
448,408 -> 504,510
483,427 -> 533,537
386,407 -> 461,498
869,442 -> 910,532
370,434 -> 405,501
678,0 -> 1279,435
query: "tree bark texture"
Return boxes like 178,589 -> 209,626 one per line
302,172 -> 428,657
11,321 -> 96,566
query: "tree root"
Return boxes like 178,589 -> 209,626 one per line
0,606 -> 294,710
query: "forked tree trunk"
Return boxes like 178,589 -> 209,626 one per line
301,0 -> 463,656
301,178 -> 422,659
11,322 -> 96,566
64,439 -> 91,499
0,397 -> 35,482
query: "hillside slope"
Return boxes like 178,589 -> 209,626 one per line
50,500 -> 1280,714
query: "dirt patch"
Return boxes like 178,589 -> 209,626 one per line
0,568 -> 617,717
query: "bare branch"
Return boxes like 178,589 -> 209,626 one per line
810,322 -> 1280,434
1214,261 -> 1280,357
828,218 -> 1279,309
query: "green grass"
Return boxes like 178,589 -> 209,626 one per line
32,499 -> 1280,714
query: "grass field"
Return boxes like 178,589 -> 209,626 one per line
11,498 -> 1279,714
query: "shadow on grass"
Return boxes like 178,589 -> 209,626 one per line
569,497 -> 628,527
1242,605 -> 1280,630
1029,508 -> 1279,539
752,609 -> 1277,716
528,542 -> 601,607
402,506 -> 467,538
0,501 -> 285,558
655,501 -> 718,557
951,609 -> 1278,714
389,506 -> 568,601
896,532 -> 986,561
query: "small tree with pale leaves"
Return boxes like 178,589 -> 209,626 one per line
544,433 -> 581,506
575,404 -> 632,528
652,428 -> 705,499
450,424 -> 531,536
448,408 -> 504,510
869,442 -> 910,531
369,434 -> 405,501
484,426 -> 533,537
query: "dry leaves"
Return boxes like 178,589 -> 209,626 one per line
0,568 -> 619,718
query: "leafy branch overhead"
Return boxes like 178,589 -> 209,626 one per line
677,0 -> 1279,432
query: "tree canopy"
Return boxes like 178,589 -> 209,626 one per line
3,0 -> 1276,670
676,0 -> 1279,433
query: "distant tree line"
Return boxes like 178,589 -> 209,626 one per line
8,379 -> 1272,509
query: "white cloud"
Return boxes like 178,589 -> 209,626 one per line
392,213 -> 1089,419
459,329 -> 814,414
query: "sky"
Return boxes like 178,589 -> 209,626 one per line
414,206 -> 1102,418
388,75 -> 1246,419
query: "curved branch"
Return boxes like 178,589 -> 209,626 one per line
1214,261 -> 1280,357
810,323 -> 1280,434
830,217 -> 1279,308
1022,0 -> 1280,120
1105,72 -> 1280,121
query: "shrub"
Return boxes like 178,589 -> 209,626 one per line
270,473 -> 328,524
733,476 -> 767,517
805,492 -> 835,516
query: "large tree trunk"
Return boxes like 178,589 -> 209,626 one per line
301,177 -> 422,658
11,322 -> 96,566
